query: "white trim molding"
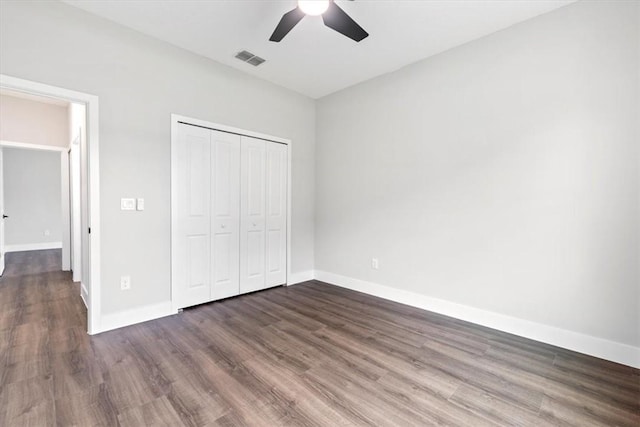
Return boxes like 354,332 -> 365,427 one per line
61,151 -> 71,271
5,242 -> 62,252
0,140 -> 67,152
171,114 -> 290,145
80,283 -> 89,309
288,270 -> 315,285
99,302 -> 178,334
314,270 -> 640,369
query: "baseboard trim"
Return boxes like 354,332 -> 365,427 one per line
314,270 -> 640,369
80,283 -> 88,309
288,270 -> 315,286
5,242 -> 62,252
98,301 -> 177,334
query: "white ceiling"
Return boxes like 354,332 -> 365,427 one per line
62,0 -> 575,99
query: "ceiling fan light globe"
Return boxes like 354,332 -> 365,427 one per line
298,0 -> 330,16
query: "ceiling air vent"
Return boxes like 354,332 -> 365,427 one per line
234,50 -> 266,67
246,56 -> 265,67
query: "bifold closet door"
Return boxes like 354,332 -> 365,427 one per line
174,124 -> 287,308
265,142 -> 287,287
240,137 -> 267,293
173,123 -> 212,309
239,137 -> 288,293
211,130 -> 241,300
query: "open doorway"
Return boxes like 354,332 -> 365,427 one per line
1,145 -> 67,264
0,74 -> 101,334
0,90 -> 72,270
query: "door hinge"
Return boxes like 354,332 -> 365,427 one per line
88,227 -> 91,234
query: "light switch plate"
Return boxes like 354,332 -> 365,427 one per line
136,198 -> 145,211
121,198 -> 135,210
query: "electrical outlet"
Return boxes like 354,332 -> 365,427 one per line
120,275 -> 131,290
371,258 -> 379,270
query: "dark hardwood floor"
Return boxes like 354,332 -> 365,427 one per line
0,250 -> 638,426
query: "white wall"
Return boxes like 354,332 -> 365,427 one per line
0,0 -> 315,315
316,0 -> 639,351
0,94 -> 69,147
3,148 -> 62,248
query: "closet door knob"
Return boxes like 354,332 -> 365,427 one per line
221,224 -> 226,229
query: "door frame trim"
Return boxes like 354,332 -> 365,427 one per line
170,114 -> 292,312
0,74 -> 102,335
0,140 -> 68,152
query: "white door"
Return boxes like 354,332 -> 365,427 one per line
265,142 -> 287,287
173,124 -> 212,308
80,120 -> 90,296
240,136 -> 266,293
210,130 -> 241,300
70,139 -> 82,283
0,147 -> 4,275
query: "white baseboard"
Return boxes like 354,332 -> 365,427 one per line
314,270 -> 640,369
80,282 -> 88,309
288,270 -> 315,285
98,301 -> 177,334
97,270 -> 313,333
5,241 -> 62,252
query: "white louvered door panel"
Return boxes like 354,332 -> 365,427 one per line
265,142 -> 287,287
240,136 -> 266,294
173,123 -> 212,309
211,130 -> 241,300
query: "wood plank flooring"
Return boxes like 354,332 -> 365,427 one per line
1,249 -> 638,426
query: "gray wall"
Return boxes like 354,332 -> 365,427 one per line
0,0 -> 315,314
316,0 -> 639,347
3,148 -> 62,246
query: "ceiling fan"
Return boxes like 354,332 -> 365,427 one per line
270,0 -> 369,43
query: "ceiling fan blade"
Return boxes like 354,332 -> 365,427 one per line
269,7 -> 305,42
322,1 -> 368,42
